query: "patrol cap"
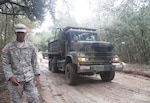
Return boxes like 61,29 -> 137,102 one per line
15,23 -> 27,33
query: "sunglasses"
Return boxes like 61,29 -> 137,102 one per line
16,32 -> 26,34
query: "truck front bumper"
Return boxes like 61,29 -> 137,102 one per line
78,62 -> 123,73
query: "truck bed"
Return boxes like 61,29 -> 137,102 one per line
48,40 -> 59,54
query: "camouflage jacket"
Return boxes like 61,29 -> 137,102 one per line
2,40 -> 40,82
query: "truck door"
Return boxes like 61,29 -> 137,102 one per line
65,32 -> 72,55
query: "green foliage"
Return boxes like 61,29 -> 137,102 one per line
97,0 -> 150,64
26,29 -> 54,52
0,0 -> 46,21
0,14 -> 37,50
1,0 -> 150,65
0,0 -> 47,51
54,11 -> 78,28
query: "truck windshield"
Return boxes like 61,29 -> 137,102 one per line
71,32 -> 96,41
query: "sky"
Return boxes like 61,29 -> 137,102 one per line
39,0 -> 96,31
39,0 -> 123,32
71,0 -> 96,23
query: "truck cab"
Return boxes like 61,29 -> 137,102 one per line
48,26 -> 123,85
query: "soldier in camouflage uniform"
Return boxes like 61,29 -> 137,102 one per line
1,23 -> 40,103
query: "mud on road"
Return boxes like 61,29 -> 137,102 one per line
39,60 -> 150,103
0,59 -> 150,103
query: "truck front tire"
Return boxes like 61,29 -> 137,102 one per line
65,63 -> 78,85
100,71 -> 115,82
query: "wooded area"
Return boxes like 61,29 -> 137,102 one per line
0,0 -> 150,64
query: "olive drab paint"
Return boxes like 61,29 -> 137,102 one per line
48,26 -> 123,85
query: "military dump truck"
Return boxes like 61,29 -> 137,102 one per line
48,26 -> 123,85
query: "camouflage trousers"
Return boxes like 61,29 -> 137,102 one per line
7,79 -> 40,103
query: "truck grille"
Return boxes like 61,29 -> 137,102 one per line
80,44 -> 113,64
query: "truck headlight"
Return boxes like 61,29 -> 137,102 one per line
77,53 -> 88,62
78,57 -> 88,62
112,55 -> 120,63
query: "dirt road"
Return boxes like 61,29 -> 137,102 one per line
39,60 -> 150,103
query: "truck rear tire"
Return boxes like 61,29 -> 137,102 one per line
100,71 -> 115,82
65,63 -> 78,85
51,57 -> 58,73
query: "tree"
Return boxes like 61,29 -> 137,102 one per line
96,0 -> 150,64
0,0 -> 45,51
0,0 -> 73,52
0,0 -> 46,21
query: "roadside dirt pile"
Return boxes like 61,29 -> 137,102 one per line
123,63 -> 150,77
